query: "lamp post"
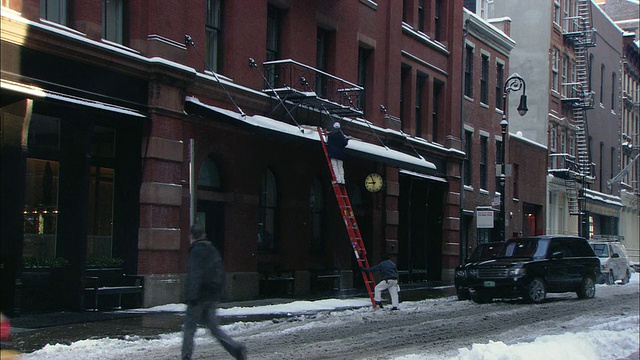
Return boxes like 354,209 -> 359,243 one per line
499,73 -> 528,242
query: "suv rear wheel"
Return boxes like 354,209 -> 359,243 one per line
606,271 -> 615,285
622,269 -> 631,284
577,276 -> 595,299
523,278 -> 546,303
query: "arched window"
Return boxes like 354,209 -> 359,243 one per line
198,155 -> 221,190
258,168 -> 277,252
309,178 -> 324,252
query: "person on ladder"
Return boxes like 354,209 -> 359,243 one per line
327,121 -> 349,185
361,254 -> 399,310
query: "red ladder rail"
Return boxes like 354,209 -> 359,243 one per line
317,127 -> 378,308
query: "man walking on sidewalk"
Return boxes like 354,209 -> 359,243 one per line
362,254 -> 399,310
182,223 -> 246,360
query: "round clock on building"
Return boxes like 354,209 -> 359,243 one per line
364,173 -> 384,192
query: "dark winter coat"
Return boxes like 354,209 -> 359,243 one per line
185,239 -> 224,304
327,128 -> 349,160
364,259 -> 398,281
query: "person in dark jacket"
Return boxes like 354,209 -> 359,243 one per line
327,121 -> 349,185
181,223 -> 246,360
362,254 -> 399,310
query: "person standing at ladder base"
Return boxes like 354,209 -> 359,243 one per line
361,254 -> 399,310
182,223 -> 246,360
327,121 -> 349,185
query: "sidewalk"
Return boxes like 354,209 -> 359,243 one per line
6,283 -> 455,354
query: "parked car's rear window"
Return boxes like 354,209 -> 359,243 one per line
498,238 -> 549,260
591,243 -> 610,257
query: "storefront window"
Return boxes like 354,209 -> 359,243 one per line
86,166 -> 114,259
23,159 -> 60,259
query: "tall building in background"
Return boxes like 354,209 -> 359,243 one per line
597,0 -> 640,265
488,0 -> 638,262
459,5 -> 547,263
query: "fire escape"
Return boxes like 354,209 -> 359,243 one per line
553,0 -> 596,235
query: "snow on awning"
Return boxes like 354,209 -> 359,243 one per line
399,169 -> 447,183
1,80 -> 146,118
185,96 -> 438,174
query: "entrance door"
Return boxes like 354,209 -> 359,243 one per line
196,201 -> 225,257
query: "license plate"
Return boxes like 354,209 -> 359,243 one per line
483,281 -> 495,287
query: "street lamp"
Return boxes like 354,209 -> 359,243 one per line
499,73 -> 528,242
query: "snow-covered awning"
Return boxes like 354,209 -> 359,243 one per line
1,79 -> 146,118
184,96 -> 438,174
399,169 -> 447,183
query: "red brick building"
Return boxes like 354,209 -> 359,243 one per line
460,7 -> 547,259
1,0 -> 465,311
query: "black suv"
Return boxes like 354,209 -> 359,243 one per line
455,242 -> 504,300
463,235 -> 601,304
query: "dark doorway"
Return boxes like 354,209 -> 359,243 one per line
196,201 -> 225,257
398,175 -> 446,282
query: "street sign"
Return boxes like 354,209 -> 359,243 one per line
476,209 -> 494,228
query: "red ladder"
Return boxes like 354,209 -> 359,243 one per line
317,127 -> 378,308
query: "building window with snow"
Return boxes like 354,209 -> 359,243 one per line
102,0 -> 126,44
206,0 -> 223,73
40,0 -> 67,25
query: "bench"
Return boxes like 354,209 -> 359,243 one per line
258,263 -> 294,296
84,268 -> 144,311
310,268 -> 340,293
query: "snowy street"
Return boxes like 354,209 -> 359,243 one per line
17,274 -> 640,360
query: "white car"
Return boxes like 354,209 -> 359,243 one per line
589,241 -> 631,285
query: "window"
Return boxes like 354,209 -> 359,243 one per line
206,0 -> 223,73
400,65 -> 411,129
258,168 -> 278,252
496,62 -> 504,110
552,48 -> 559,92
103,0 -> 125,44
358,46 -> 372,115
417,0 -> 425,32
611,72 -> 616,111
433,80 -> 444,143
23,115 -> 60,261
562,55 -> 568,97
465,45 -> 474,97
402,0 -> 409,23
513,163 -> 519,199
610,147 -> 615,186
434,0 -> 443,41
569,133 -> 575,156
316,27 -> 332,97
599,142 -> 604,192
560,130 -> 566,154
309,178 -> 324,252
40,0 -> 67,24
87,165 -> 114,259
554,1 -> 561,24
562,0 -> 570,30
495,138 -> 502,193
416,73 -> 427,137
464,130 -> 473,186
480,0 -> 489,19
197,156 -> 222,190
23,159 -> 60,260
588,54 -> 594,90
600,64 -> 605,104
480,54 -> 489,104
480,136 -> 488,189
550,125 -> 557,152
266,6 -> 281,62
